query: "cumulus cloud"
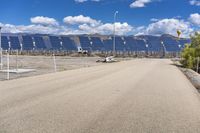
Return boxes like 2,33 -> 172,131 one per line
144,18 -> 193,37
30,16 -> 59,26
0,15 -> 199,37
0,23 -> 72,35
63,15 -> 101,26
79,22 -> 133,35
189,0 -> 200,6
0,15 -> 133,35
189,13 -> 200,26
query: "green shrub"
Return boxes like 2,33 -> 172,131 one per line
181,32 -> 200,70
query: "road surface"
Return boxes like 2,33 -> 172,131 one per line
0,59 -> 200,133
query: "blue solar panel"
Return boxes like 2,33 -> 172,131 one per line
121,37 -> 131,51
161,37 -> 180,52
135,39 -> 146,51
33,36 -> 46,49
10,36 -> 21,50
1,36 -> 9,50
178,39 -> 191,49
114,37 -> 127,51
1,34 -> 190,53
49,36 -> 62,50
124,37 -> 138,51
90,37 -> 105,51
22,36 -> 34,50
79,36 -> 92,51
140,36 -> 161,52
103,38 -> 113,51
61,37 -> 77,51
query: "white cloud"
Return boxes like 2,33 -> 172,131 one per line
0,23 -> 69,34
30,16 -> 59,26
63,15 -> 101,26
79,22 -> 133,35
130,0 -> 152,8
189,13 -> 200,26
144,18 -> 193,37
189,0 -> 200,6
0,15 -> 133,35
0,15 -> 198,37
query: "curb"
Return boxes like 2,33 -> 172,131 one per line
180,68 -> 200,90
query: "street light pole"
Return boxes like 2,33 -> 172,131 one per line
113,11 -> 118,56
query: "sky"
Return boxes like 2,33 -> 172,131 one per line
0,0 -> 200,37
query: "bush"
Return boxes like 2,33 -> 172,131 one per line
181,32 -> 200,71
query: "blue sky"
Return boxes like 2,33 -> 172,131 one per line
0,0 -> 200,37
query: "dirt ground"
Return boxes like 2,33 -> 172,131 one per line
0,55 -> 131,81
0,55 -> 102,80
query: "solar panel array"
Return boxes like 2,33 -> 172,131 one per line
0,34 -> 190,52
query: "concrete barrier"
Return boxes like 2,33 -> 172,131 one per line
181,68 -> 200,90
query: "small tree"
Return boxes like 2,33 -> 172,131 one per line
191,32 -> 200,48
181,32 -> 200,71
181,44 -> 195,69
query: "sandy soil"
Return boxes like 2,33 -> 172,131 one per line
0,55 -> 103,80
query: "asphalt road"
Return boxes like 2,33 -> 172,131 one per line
0,59 -> 200,133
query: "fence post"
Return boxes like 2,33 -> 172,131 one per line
16,50 -> 19,71
53,54 -> 57,72
7,51 -> 10,80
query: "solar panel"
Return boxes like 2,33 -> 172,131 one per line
79,36 -> 92,51
49,36 -> 62,50
179,39 -> 190,49
145,36 -> 161,52
103,38 -> 113,51
1,36 -> 9,50
90,37 -> 105,51
33,36 -> 46,49
124,37 -> 138,51
114,37 -> 126,51
22,36 -> 34,50
9,36 -> 21,50
161,37 -> 179,52
1,34 -> 190,53
61,37 -> 77,51
135,39 -> 146,51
